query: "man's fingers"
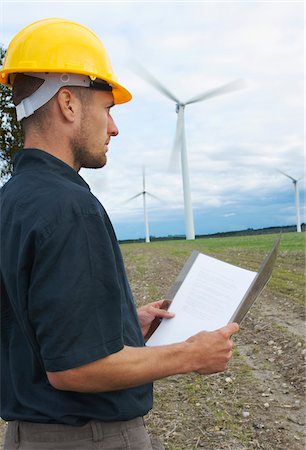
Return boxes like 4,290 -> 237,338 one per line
149,299 -> 171,310
218,322 -> 240,338
151,306 -> 175,319
152,300 -> 165,308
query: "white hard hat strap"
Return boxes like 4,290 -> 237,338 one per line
16,73 -> 91,121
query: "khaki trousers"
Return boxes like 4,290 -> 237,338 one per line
3,417 -> 164,450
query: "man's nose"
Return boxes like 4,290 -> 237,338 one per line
108,116 -> 119,136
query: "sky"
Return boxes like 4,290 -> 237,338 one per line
1,0 -> 305,241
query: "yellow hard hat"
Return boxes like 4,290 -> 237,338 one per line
0,18 -> 132,104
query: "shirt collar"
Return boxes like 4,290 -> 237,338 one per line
13,148 -> 90,190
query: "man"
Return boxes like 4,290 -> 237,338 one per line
0,18 -> 239,450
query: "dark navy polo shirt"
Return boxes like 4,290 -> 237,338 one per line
0,149 -> 153,425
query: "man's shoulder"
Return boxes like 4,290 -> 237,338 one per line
39,176 -> 104,220
1,169 -> 105,228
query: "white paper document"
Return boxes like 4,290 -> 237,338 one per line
146,236 -> 280,347
146,254 -> 257,346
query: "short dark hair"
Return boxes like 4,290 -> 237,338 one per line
12,74 -> 52,135
12,74 -> 94,136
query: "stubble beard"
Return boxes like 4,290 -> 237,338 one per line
71,114 -> 107,170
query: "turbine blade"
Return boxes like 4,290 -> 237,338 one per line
142,166 -> 146,192
146,192 -> 162,202
168,108 -> 184,172
123,193 -> 142,204
185,79 -> 245,105
277,169 -> 297,182
129,60 -> 180,103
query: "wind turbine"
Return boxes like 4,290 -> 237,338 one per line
125,168 -> 159,243
278,170 -> 304,233
132,62 -> 244,240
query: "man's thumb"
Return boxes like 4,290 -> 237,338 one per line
219,322 -> 240,337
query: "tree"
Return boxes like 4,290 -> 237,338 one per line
0,45 -> 24,183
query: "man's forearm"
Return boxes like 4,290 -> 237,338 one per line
47,343 -> 192,392
47,324 -> 239,393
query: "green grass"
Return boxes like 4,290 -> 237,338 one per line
121,232 -> 305,254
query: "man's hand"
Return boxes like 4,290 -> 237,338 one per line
186,322 -> 240,375
137,300 -> 175,337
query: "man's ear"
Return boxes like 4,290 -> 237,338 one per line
56,88 -> 81,123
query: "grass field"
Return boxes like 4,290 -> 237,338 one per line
122,231 -> 304,255
120,232 -> 305,449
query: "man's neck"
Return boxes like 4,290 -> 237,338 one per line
24,134 -> 78,171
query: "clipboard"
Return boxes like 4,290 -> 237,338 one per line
229,235 -> 281,324
145,235 -> 281,341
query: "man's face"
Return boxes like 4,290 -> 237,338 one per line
71,90 -> 118,170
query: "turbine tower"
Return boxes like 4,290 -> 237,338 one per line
278,170 -> 304,233
132,62 -> 244,240
125,168 -> 158,243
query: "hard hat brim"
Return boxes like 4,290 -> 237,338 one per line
106,78 -> 132,104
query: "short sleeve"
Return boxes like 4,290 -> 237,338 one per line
28,211 -> 124,372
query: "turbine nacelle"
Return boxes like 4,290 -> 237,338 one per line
175,103 -> 185,113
